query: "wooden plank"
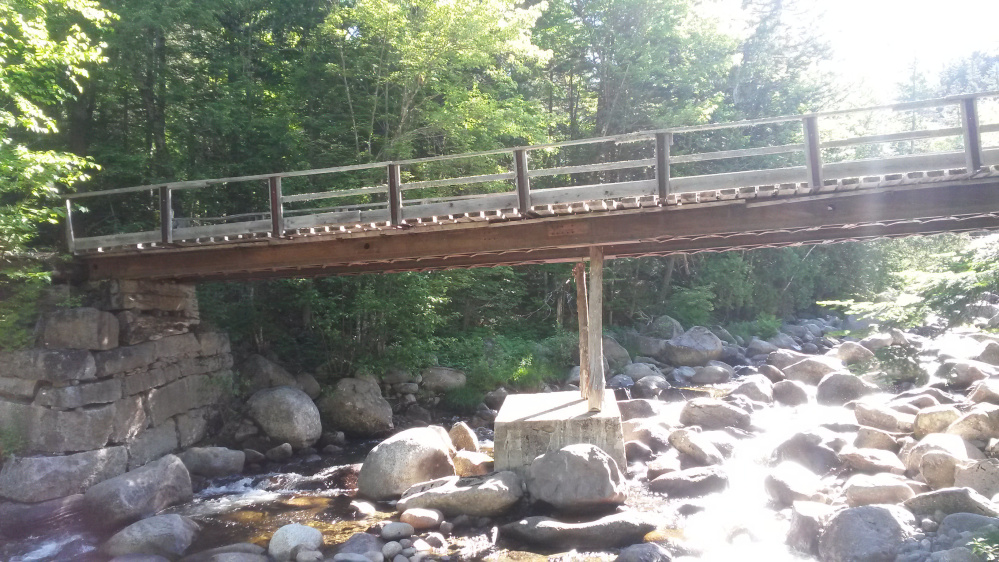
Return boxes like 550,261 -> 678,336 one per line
530,180 -> 656,206
515,149 -> 531,210
401,194 -> 518,220
962,97 -> 983,172
75,230 -> 160,251
400,172 -> 514,191
671,143 -> 804,164
671,167 -> 808,192
284,210 -> 363,230
160,186 -> 173,245
587,246 -> 604,412
574,262 -> 590,400
281,185 -> 387,204
388,164 -> 402,225
822,126 -> 963,149
269,177 -> 284,238
173,219 -> 272,240
656,133 -> 672,199
527,158 -> 656,178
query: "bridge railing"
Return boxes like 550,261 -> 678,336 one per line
65,92 -> 999,254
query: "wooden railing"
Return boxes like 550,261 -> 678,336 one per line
66,92 -> 999,253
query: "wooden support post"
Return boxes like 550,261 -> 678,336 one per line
655,132 -> 672,200
159,185 -> 173,245
587,246 -> 604,411
269,176 -> 284,238
514,149 -> 531,212
573,263 -> 590,400
961,97 -> 983,173
64,199 -> 75,254
388,163 -> 403,226
803,116 -> 823,189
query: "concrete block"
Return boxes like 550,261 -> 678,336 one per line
494,390 -> 626,477
0,349 -> 95,383
38,307 -> 119,351
35,378 -> 122,409
94,342 -> 156,377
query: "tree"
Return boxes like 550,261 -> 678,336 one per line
0,0 -> 111,254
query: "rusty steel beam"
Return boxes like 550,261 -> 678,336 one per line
79,178 -> 999,282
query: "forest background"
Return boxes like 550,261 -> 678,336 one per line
3,0 -> 999,406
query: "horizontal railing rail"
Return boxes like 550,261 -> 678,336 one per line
66,91 -> 999,254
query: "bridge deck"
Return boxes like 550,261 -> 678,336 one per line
69,93 -> 999,281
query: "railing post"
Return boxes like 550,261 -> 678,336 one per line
269,176 -> 284,238
587,246 -> 605,412
961,97 -> 983,173
803,116 -> 823,189
159,185 -> 173,244
64,199 -> 75,254
388,163 -> 403,225
655,132 -> 672,200
514,149 -> 531,211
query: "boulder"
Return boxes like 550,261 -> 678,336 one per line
689,363 -> 733,385
729,374 -> 774,404
615,542 -> 672,562
268,523 -> 323,562
838,447 -> 905,474
400,508 -> 443,531
318,378 -> 393,436
103,514 -> 199,559
768,349 -> 810,370
977,341 -> 999,366
500,511 -> 659,549
844,473 -> 914,507
622,419 -> 672,452
783,356 -> 844,386
617,399 -> 666,421
758,364 -> 786,383
483,387 -> 509,410
679,398 -> 750,430
663,327 -> 723,366
855,426 -> 900,452
769,332 -> 801,351
920,451 -> 965,490
38,307 -> 119,351
526,444 -> 625,512
947,405 -> 999,441
358,427 -> 455,500
938,512 -> 999,536
747,338 -> 779,357
816,372 -> 877,406
669,428 -> 723,466
603,337 -> 632,373
831,341 -> 876,365
860,332 -> 894,352
295,373 -> 322,400
448,421 -> 479,452
773,431 -> 841,474
906,433 -> 984,476
954,459 -> 999,498
247,386 -> 322,449
903,487 -> 999,517
817,505 -> 916,562
764,461 -> 823,506
174,543 -> 266,562
420,367 -> 466,392
854,402 -> 915,433
631,375 -> 670,399
335,532 -> 384,556
644,315 -> 684,339
397,472 -> 524,517
0,494 -> 85,539
0,446 -> 126,503
914,406 -> 962,439
937,359 -> 996,388
381,522 -> 414,541
622,362 -> 662,382
240,355 -> 299,392
970,380 -> 999,405
648,466 -> 728,497
178,447 -> 245,477
773,380 -> 809,406
83,454 -> 193,531
454,450 -> 493,477
788,501 -> 836,555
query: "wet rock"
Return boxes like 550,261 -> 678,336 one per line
788,500 -> 836,555
453,450 -> 493,477
937,359 -> 996,388
622,419 -> 672,452
947,405 -> 999,441
622,362 -> 663,383
103,514 -> 200,559
954,459 -> 999,498
854,402 -> 915,433
336,532 -> 384,556
178,447 -> 244,477
906,433 -> 986,475
855,427 -> 900,452
817,505 -> 916,562
615,542 -> 673,562
603,337 -> 632,373
177,543 -> 267,562
759,364 -> 786,383
648,466 -> 728,497
768,349 -> 809,370
240,355 -> 300,392
647,451 -> 682,480
632,375 -> 672,399
483,387 -> 509,410
690,364 -> 732,385
839,447 -> 905,474
844,473 -> 915,506
831,341 -> 876,365
747,338 -> 779,357
773,432 -> 841,474
358,427 -> 455,500
679,398 -> 750,430
0,446 -> 127,503
625,440 -> 653,462
938,512 -> 999,536
247,386 -> 321,449
448,422 -> 479,452
904,487 -> 999,517
38,307 -> 119,351
608,374 -> 635,390
920,451 -> 963,489
914,406 -> 962,439
783,356 -> 845,386
400,508 -> 442,530
83,454 -> 193,531
0,494 -> 85,538
500,511 -> 659,549
397,472 -> 523,517
816,372 -> 877,405
663,327 -> 723,367
669,428 -> 723,466
729,374 -> 774,404
318,378 -> 393,436
969,380 -> 999,405
764,461 -> 823,506
420,367 -> 466,392
773,380 -> 809,406
266,443 -> 293,462
526,444 -> 625,513
618,399 -> 666,421
381,522 -> 414,541
269,523 -> 323,562
243,449 -> 265,464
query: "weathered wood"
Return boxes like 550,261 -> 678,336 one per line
823,126 -> 963,149
587,247 -> 605,412
160,186 -> 173,245
803,116 -> 823,189
528,157 -> 656,178
64,199 -> 75,254
962,97 -> 983,173
269,176 -> 284,238
670,142 -> 803,164
656,133 -> 672,199
514,149 -> 531,211
281,185 -> 387,204
401,194 -> 519,220
284,210 -> 363,230
531,180 -> 656,206
573,262 -> 590,400
401,172 -> 515,191
388,164 -> 402,225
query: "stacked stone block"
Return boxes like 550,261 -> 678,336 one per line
0,281 -> 233,504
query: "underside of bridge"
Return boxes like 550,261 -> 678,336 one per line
78,176 -> 999,283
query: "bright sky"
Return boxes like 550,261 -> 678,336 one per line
704,0 -> 999,104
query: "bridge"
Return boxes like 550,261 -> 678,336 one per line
65,91 -> 999,410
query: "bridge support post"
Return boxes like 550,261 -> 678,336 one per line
962,97 -> 983,174
514,149 -> 531,213
269,176 -> 284,238
388,163 -> 403,226
159,186 -> 173,245
573,263 -> 590,400
656,132 -> 672,200
803,116 -> 823,190
64,199 -> 75,254
587,246 -> 605,412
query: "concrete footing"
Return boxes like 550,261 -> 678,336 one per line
493,390 -> 626,476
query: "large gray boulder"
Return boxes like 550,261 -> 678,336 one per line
679,397 -> 751,430
240,354 -> 300,393
358,427 -> 455,500
102,514 -> 199,559
764,461 -> 823,506
83,454 -> 193,531
954,459 -> 999,498
773,380 -> 809,406
268,523 -> 323,562
500,511 -> 659,549
816,372 -> 877,405
946,405 -> 999,441
818,505 -> 916,562
662,327 -> 723,366
645,315 -> 684,339
38,307 -> 119,351
622,362 -> 663,383
420,367 -> 466,392
178,447 -> 245,477
318,378 -> 393,436
0,446 -> 127,503
397,472 -> 524,517
526,444 -> 625,513
647,466 -> 728,497
854,402 -> 915,433
669,428 -> 723,466
729,374 -> 774,404
603,337 -> 632,373
905,433 -> 984,475
904,487 -> 999,517
843,473 -> 914,506
247,386 -> 322,449
830,341 -> 876,365
783,356 -> 844,386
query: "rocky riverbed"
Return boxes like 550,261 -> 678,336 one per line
6,314 -> 999,562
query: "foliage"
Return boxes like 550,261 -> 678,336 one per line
664,285 -> 715,328
728,312 -> 780,342
970,529 -> 999,562
0,265 -> 49,350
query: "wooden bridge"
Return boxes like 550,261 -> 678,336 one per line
68,92 -> 999,283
